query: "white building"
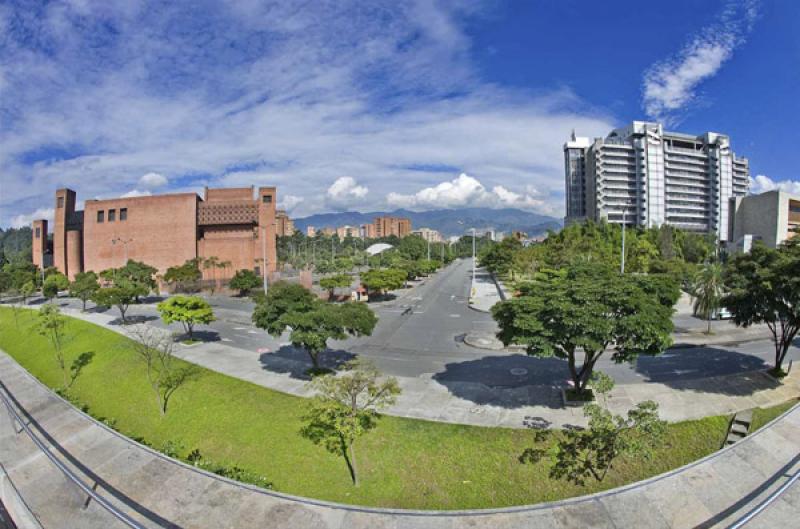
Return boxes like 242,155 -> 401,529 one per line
411,227 -> 443,243
565,121 -> 749,240
728,190 -> 800,251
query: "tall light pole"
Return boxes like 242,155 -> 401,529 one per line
112,237 -> 133,265
471,228 -> 476,279
620,209 -> 627,274
427,238 -> 431,261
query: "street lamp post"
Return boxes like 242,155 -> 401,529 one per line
427,238 -> 431,261
471,228 -> 476,280
112,237 -> 133,265
620,209 -> 627,274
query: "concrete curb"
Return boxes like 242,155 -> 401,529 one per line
0,462 -> 43,529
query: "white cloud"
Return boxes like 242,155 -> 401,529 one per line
120,189 -> 152,198
138,172 -> 168,189
11,207 -> 54,228
278,194 -> 304,213
642,1 -> 759,124
749,174 -> 800,195
326,177 -> 369,210
0,1 -> 613,225
387,173 -> 555,214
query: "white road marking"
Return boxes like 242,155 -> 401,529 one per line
450,314 -> 460,318
233,327 -> 247,330
221,338 -> 232,342
247,330 -> 259,334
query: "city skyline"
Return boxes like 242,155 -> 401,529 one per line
2,1 -> 797,229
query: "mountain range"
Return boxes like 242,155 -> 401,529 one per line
292,208 -> 562,238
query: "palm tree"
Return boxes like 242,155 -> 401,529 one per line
692,261 -> 724,334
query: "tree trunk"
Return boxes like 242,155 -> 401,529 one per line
307,349 -> 320,369
349,442 -> 359,486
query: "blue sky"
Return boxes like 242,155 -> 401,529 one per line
1,0 -> 798,228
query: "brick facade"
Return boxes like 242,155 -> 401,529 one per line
33,187 -> 278,282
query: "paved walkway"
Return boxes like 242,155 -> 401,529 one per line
27,305 -> 800,429
467,264 -> 505,313
1,351 -> 798,528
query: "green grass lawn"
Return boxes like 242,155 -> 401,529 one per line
0,305 -> 793,509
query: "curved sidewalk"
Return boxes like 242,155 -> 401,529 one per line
49,306 -> 800,429
1,351 -> 799,528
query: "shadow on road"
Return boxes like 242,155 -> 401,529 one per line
634,346 -> 779,395
258,346 -> 356,380
432,354 -> 567,409
185,330 -> 221,343
108,314 -> 159,326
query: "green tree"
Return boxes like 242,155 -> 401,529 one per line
360,268 -> 406,298
229,269 -> 261,296
43,272 -> 69,301
492,265 -> 674,396
480,237 -> 522,275
101,260 -> 157,301
723,240 -> 800,375
92,280 -> 146,324
35,304 -> 71,389
691,262 -> 724,334
163,259 -> 202,293
397,235 -> 427,260
20,280 -> 36,305
126,325 -> 198,415
69,271 -> 100,311
300,358 -> 400,485
252,282 -> 377,373
157,295 -> 216,341
319,274 -> 352,301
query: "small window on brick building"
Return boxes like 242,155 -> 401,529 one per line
120,208 -> 128,221
262,195 -> 272,204
108,209 -> 116,222
254,266 -> 261,276
35,227 -> 41,238
57,197 -> 64,208
97,210 -> 104,223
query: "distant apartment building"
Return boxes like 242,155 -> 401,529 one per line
728,190 -> 800,251
360,223 -> 377,239
306,226 -> 316,237
411,227 -> 442,243
336,225 -> 360,239
275,210 -> 295,237
374,216 -> 412,238
564,121 -> 750,240
33,186 -> 278,281
321,227 -> 335,236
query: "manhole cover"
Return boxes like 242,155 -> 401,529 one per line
510,368 -> 528,376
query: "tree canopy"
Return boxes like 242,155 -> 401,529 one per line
492,264 -> 675,394
69,271 -> 100,311
229,269 -> 261,296
723,240 -> 800,374
157,295 -> 216,341
252,281 -> 377,373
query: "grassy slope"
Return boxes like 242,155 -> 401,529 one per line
0,306 -> 767,509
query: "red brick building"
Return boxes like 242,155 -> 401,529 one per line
33,186 -> 278,282
373,216 -> 412,238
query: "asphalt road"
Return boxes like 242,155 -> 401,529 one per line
24,258 -> 800,388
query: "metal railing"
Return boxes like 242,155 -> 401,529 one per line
0,383 -> 145,529
726,466 -> 800,528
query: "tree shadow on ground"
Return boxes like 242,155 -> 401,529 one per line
182,330 -> 221,343
258,346 -> 356,380
432,354 -> 568,409
634,345 -> 780,396
138,295 -> 167,304
108,314 -> 159,326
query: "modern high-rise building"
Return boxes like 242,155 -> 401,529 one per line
564,121 -> 750,240
275,210 -> 295,237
